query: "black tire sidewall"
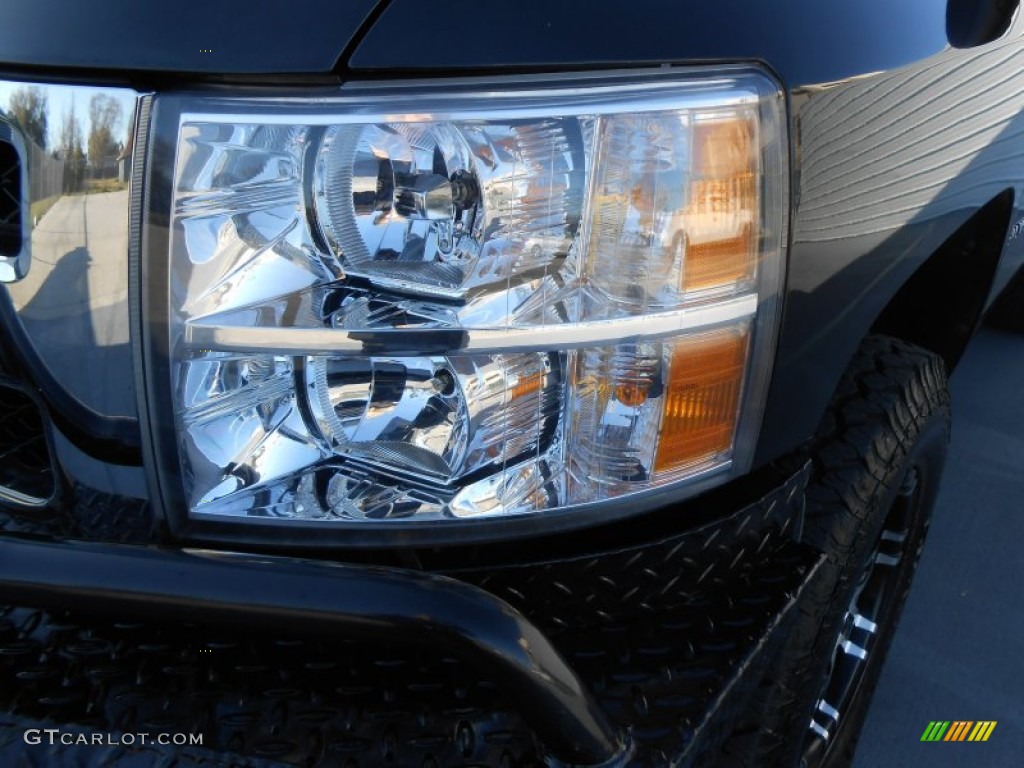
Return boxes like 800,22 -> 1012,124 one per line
811,411 -> 946,765
812,411 -> 948,767
718,336 -> 953,768
786,394 -> 950,767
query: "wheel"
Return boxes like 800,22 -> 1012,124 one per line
719,335 -> 950,767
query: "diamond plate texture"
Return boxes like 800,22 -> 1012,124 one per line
0,377 -> 151,541
0,537 -> 818,768
451,468 -> 808,631
0,606 -> 547,768
0,451 -> 813,766
0,482 -> 153,542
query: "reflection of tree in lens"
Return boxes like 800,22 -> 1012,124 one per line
8,86 -> 48,149
87,94 -> 123,174
59,100 -> 86,194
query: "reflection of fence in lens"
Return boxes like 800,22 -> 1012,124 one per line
88,154 -> 121,180
24,141 -> 63,204
24,141 -> 128,220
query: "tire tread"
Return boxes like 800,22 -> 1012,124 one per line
718,335 -> 950,767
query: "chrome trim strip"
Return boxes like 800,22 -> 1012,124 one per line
809,721 -> 831,741
180,77 -> 761,128
184,294 -> 757,355
874,552 -> 901,566
851,612 -> 879,633
840,640 -> 869,660
816,700 -> 841,723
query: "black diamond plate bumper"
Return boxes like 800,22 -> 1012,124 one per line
0,463 -> 818,767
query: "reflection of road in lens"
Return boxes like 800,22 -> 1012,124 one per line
9,189 -> 135,419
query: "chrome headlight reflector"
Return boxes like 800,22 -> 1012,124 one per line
156,69 -> 787,539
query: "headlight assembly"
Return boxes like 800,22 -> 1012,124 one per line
140,68 -> 788,543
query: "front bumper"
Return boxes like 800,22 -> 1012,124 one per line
0,463 -> 819,768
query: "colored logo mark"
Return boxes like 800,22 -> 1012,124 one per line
920,721 -> 997,742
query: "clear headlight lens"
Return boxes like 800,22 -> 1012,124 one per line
161,69 -> 787,536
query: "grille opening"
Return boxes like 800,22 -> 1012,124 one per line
0,141 -> 20,257
0,384 -> 55,502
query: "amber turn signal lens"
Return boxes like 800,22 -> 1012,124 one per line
682,118 -> 759,293
654,328 -> 750,474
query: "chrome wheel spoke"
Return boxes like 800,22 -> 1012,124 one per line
850,611 -> 878,634
802,464 -> 922,767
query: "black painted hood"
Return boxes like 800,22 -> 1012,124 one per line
0,0 -> 380,75
350,0 -> 949,87
0,0 -> 949,86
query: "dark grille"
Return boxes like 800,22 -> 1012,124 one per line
0,140 -> 20,257
0,543 -> 819,768
0,463 -> 815,766
0,383 -> 54,502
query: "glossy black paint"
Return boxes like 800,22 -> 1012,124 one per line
351,0 -> 949,86
0,0 -> 954,87
947,0 -> 1020,47
0,536 -> 627,766
0,5 -> 1021,766
0,287 -> 141,459
0,0 -> 1021,532
760,31 -> 1024,462
0,0 -> 380,76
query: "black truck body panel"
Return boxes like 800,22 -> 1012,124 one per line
0,0 -> 379,76
0,0 -> 1021,764
350,0 -> 950,85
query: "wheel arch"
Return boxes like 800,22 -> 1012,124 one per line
869,188 -> 1014,373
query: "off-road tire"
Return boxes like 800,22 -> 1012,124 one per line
719,335 -> 950,767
